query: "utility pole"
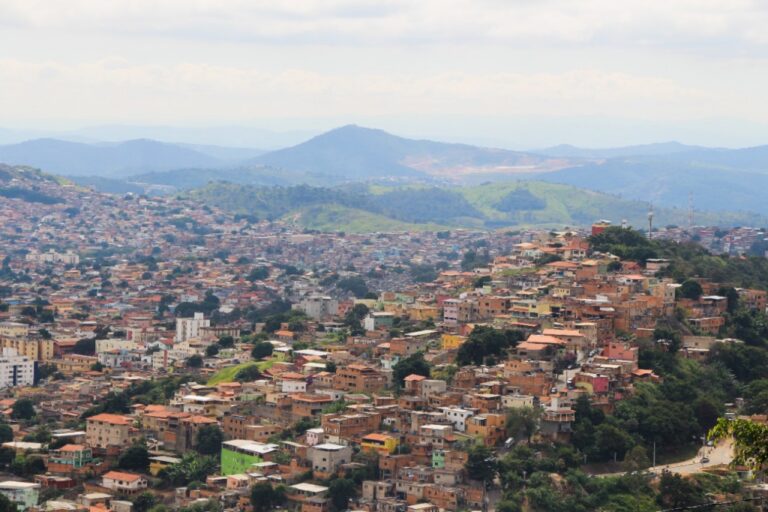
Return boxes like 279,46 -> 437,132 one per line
648,204 -> 654,240
653,441 -> 656,467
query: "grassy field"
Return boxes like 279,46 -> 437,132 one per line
207,360 -> 275,385
288,203 -> 447,233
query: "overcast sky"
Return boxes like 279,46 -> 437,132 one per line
3,0 -> 768,148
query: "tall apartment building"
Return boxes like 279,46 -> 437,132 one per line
175,312 -> 210,343
0,349 -> 35,388
295,296 -> 339,321
0,338 -> 54,362
85,413 -> 139,451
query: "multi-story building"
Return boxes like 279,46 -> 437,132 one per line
0,481 -> 40,511
0,338 -> 54,362
0,348 -> 34,388
295,296 -> 339,321
333,364 -> 386,393
47,444 -> 94,474
175,312 -> 210,343
308,443 -> 352,478
85,414 -> 140,452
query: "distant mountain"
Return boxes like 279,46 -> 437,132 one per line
537,146 -> 768,215
250,125 -> 571,181
174,143 -> 266,162
186,181 -> 766,233
0,138 -> 223,177
533,141 -> 704,159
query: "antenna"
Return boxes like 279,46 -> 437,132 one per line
647,204 -> 654,240
688,192 -> 694,230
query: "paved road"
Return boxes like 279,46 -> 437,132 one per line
594,439 -> 734,478
647,439 -> 734,476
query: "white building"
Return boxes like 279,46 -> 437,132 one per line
0,481 -> 40,511
25,250 -> 79,265
175,313 -> 210,343
295,296 -> 338,321
95,338 -> 137,354
0,349 -> 35,388
439,407 -> 475,432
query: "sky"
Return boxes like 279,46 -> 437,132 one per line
2,0 -> 768,148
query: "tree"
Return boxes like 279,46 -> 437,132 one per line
235,365 -> 262,382
118,444 -> 150,472
247,267 -> 269,282
336,276 -> 368,297
457,326 -> 524,366
0,491 -> 16,512
657,470 -> 705,509
251,342 -> 274,360
186,355 -> 203,368
0,425 -> 11,444
328,478 -> 356,511
133,492 -> 157,512
90,362 -> 104,372
392,352 -> 430,388
710,418 -> 768,469
73,337 -> 95,355
217,335 -> 234,348
11,399 -> 35,420
195,425 -> 223,455
679,279 -> 703,300
622,445 -> 651,472
505,407 -> 540,444
250,483 -> 285,512
205,344 -> 219,357
593,423 -> 635,462
466,444 -> 497,483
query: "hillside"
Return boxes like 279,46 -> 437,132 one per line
250,125 -> 571,181
185,181 -> 767,233
0,138 -> 224,177
538,155 -> 768,214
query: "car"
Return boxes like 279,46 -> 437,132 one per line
700,457 -> 710,464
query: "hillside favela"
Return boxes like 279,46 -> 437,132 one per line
4,2 -> 768,512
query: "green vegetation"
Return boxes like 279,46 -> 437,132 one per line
207,360 -> 274,385
195,425 -> 223,455
118,444 -> 150,472
456,326 -> 524,366
392,352 -> 430,388
186,181 -> 759,233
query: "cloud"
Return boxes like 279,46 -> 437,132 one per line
2,0 -> 768,48
0,58 -> 720,124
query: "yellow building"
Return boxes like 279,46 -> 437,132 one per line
0,337 -> 54,361
409,305 -> 439,322
361,433 -> 399,455
441,334 -> 466,350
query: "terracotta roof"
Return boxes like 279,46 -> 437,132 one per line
86,413 -> 132,425
103,471 -> 143,482
58,444 -> 86,452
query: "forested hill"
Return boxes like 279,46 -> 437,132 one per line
184,181 -> 766,233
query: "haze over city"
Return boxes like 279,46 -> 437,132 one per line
4,1 -> 768,147
0,3 -> 768,512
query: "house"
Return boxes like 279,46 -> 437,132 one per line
308,443 -> 353,478
47,444 -> 95,474
0,481 -> 40,511
85,413 -> 139,452
361,433 -> 399,455
101,471 -> 148,494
